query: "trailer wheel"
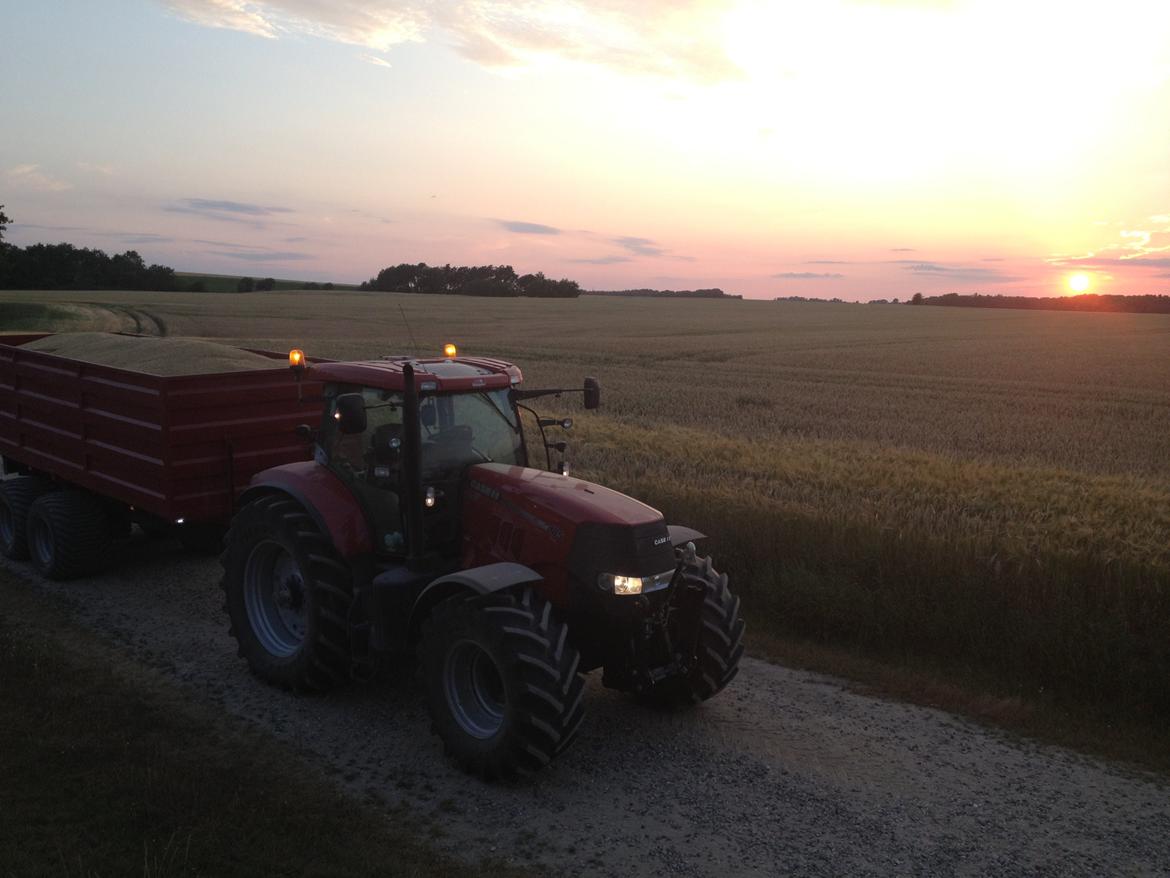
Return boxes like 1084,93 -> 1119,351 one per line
420,587 -> 585,778
221,494 -> 353,692
639,553 -> 745,708
0,476 -> 52,560
25,490 -> 111,580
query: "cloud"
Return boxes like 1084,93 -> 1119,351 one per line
359,53 -> 392,68
889,247 -> 915,252
158,0 -> 741,82
4,164 -> 72,192
1048,222 -> 1170,272
568,255 -> 631,264
895,261 -> 1023,283
773,271 -> 844,279
1059,256 -> 1170,269
181,198 -> 292,216
160,0 -> 279,38
498,219 -> 560,234
165,198 -> 295,227
120,234 -> 175,244
805,259 -> 853,265
207,247 -> 313,261
613,236 -> 665,257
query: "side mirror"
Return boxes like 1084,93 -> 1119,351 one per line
583,377 -> 601,410
334,393 -> 367,435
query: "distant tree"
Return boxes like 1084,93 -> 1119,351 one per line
322,282 -> 334,290
911,292 -> 924,305
236,276 -> 255,293
188,280 -> 207,292
0,205 -> 9,244
255,277 -> 276,291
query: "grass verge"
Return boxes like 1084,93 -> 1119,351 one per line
0,579 -> 513,878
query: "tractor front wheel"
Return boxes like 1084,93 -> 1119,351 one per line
221,494 -> 353,692
420,588 -> 585,778
640,551 -> 745,708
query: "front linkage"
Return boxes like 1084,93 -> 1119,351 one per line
606,542 -> 746,706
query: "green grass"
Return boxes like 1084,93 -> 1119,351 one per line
0,301 -> 73,330
0,581 -> 510,878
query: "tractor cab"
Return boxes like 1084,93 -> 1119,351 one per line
301,346 -> 593,564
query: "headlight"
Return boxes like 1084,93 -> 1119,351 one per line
598,570 -> 674,596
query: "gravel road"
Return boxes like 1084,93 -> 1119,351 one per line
5,537 -> 1169,877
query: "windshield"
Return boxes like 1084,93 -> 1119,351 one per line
419,389 -> 524,476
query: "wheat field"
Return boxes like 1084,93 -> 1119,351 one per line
6,289 -> 1170,716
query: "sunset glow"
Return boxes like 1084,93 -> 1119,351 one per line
2,1 -> 1169,299
1068,273 -> 1091,294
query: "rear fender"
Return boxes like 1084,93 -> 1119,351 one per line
239,461 -> 372,559
406,562 -> 543,647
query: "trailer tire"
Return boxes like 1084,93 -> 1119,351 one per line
639,553 -> 745,708
26,490 -> 111,580
0,476 -> 53,560
420,587 -> 585,779
221,494 -> 353,693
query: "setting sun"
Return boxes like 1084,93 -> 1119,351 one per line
1068,273 -> 1091,293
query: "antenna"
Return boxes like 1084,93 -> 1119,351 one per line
398,303 -> 420,357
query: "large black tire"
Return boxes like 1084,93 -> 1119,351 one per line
420,587 -> 585,778
0,475 -> 52,560
220,494 -> 354,692
26,490 -> 111,580
640,552 -> 745,708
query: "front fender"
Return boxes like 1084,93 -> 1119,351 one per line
403,562 -> 543,648
668,524 -> 707,547
239,461 -> 372,559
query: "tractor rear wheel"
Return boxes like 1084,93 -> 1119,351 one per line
640,552 -> 745,708
420,587 -> 585,778
220,494 -> 353,692
25,490 -> 111,580
0,475 -> 52,560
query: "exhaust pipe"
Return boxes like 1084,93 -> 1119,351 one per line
402,362 -> 425,565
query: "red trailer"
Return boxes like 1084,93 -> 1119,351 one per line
0,333 -> 322,571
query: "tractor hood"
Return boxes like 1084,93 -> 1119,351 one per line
465,463 -> 662,530
462,464 -> 677,595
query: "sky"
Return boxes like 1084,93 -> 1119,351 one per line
2,0 -> 1169,300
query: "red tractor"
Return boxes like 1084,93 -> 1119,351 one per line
221,348 -> 745,777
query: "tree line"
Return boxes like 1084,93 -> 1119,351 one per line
360,263 -> 581,298
910,292 -> 1170,314
0,206 -> 200,291
586,287 -> 742,299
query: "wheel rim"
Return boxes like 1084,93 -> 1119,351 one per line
28,514 -> 53,569
444,640 -> 506,739
243,540 -> 307,658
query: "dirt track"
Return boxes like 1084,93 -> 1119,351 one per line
5,537 -> 1169,877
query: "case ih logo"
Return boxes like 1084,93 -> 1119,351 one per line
654,536 -> 669,546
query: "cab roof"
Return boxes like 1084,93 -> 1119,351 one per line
308,355 -> 522,394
